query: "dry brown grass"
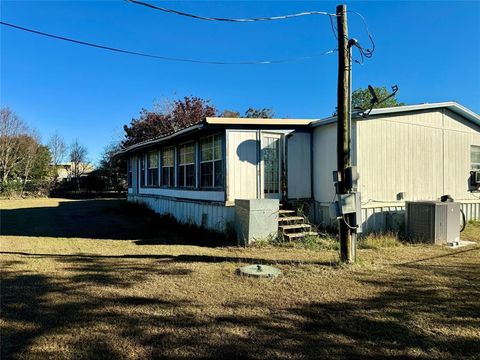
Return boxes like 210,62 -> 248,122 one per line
1,198 -> 479,359
461,220 -> 480,242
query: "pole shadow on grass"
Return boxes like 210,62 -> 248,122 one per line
2,250 -> 478,359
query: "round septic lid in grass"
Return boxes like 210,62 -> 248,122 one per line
237,264 -> 281,279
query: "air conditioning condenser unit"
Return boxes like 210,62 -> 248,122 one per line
405,201 -> 460,245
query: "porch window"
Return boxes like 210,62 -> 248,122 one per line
127,158 -> 132,188
200,134 -> 223,188
178,142 -> 196,188
161,147 -> 175,187
139,155 -> 145,187
472,145 -> 480,170
147,151 -> 159,186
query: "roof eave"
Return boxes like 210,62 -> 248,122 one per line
113,123 -> 205,158
205,117 -> 315,126
310,102 -> 480,128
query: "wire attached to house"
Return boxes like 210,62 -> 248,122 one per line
125,0 -> 338,21
0,21 -> 337,65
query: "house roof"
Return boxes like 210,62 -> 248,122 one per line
310,101 -> 480,127
115,117 -> 313,156
115,101 -> 479,157
205,117 -> 314,126
115,123 -> 205,156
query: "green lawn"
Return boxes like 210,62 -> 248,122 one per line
1,198 -> 479,359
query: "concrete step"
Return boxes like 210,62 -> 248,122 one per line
284,232 -> 318,239
279,224 -> 311,231
279,209 -> 296,215
278,216 -> 304,222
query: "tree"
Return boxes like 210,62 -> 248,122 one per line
16,133 -> 41,189
48,132 -> 66,176
122,96 -> 216,147
352,86 -> 405,111
69,139 -> 89,190
0,107 -> 29,182
30,145 -> 52,180
244,108 -> 274,118
220,110 -> 240,118
0,107 -> 52,196
95,142 -> 127,192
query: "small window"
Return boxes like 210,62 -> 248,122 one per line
200,134 -> 223,188
178,142 -> 196,188
147,151 -> 159,186
161,147 -> 175,187
472,146 -> 480,171
139,155 -> 145,187
127,158 -> 132,188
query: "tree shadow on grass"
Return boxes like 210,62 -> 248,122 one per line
0,251 -> 337,267
0,257 -> 194,359
0,199 -> 232,247
1,248 -> 478,359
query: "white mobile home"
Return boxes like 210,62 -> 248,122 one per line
118,101 -> 480,236
119,117 -> 313,233
312,102 -> 480,232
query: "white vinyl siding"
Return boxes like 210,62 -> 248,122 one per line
355,109 -> 480,201
226,130 -> 259,201
287,132 -> 311,199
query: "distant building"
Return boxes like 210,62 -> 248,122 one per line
51,162 -> 95,181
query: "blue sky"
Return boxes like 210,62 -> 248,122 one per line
1,1 -> 479,163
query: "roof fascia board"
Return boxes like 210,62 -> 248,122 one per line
206,117 -> 315,126
115,124 -> 204,156
310,102 -> 480,128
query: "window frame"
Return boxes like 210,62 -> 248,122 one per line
472,145 -> 480,171
161,147 -> 175,187
127,158 -> 132,188
199,134 -> 224,190
139,154 -> 146,188
177,141 -> 196,188
146,150 -> 159,187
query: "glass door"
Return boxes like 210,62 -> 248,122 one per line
261,133 -> 282,199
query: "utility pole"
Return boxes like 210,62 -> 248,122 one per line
336,4 -> 356,263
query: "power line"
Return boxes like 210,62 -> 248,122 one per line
0,21 -> 337,65
125,0 -> 338,21
347,10 -> 375,59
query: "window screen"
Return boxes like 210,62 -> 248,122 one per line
161,147 -> 175,187
200,134 -> 223,188
147,151 -> 159,186
472,146 -> 480,171
178,143 -> 196,187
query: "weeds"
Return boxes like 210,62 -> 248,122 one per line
358,232 -> 403,249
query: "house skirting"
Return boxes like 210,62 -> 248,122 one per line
313,200 -> 480,234
128,194 -> 235,233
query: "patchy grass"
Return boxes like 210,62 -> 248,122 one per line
258,232 -> 340,251
359,232 -> 403,249
461,220 -> 480,242
1,198 -> 479,359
